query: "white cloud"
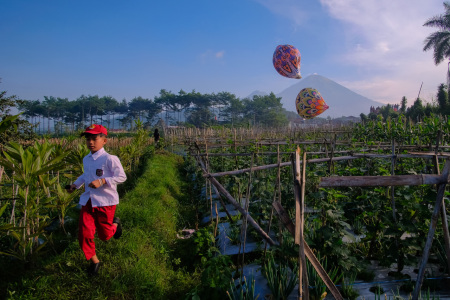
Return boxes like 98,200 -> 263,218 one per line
319,0 -> 447,102
256,0 -> 448,104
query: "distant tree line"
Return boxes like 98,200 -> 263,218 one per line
360,83 -> 450,122
17,90 -> 289,133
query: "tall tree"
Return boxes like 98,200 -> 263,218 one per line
437,83 -> 448,114
42,96 -> 58,133
423,2 -> 450,91
185,91 -> 212,126
221,94 -> 244,125
100,96 -> 118,129
243,93 -> 288,127
0,89 -> 36,144
400,96 -> 407,114
154,89 -> 178,124
115,99 -> 129,130
128,97 -> 150,121
407,98 -> 425,121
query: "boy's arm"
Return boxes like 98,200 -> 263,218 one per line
66,174 -> 85,193
73,174 -> 86,189
104,155 -> 127,186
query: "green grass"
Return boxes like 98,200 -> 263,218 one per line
3,151 -> 199,300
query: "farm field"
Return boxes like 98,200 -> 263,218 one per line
1,115 -> 450,299
175,115 -> 450,299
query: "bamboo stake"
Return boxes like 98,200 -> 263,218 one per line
413,159 -> 450,299
320,173 -> 446,187
204,139 -> 213,224
391,140 -> 397,223
299,150 -> 309,299
214,203 -> 219,237
194,153 -> 275,246
209,183 -> 234,223
204,153 -> 450,179
292,149 -> 304,298
293,150 -> 301,245
433,131 -> 450,275
272,201 -> 343,300
264,145 -> 282,258
193,143 -> 234,223
203,177 -> 275,245
391,139 -> 402,272
240,154 -> 254,282
277,145 -> 282,244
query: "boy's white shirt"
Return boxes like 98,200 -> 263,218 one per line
73,147 -> 127,207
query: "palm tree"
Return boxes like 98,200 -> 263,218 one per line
423,2 -> 450,91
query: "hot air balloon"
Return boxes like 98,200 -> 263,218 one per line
295,88 -> 329,119
273,44 -> 302,79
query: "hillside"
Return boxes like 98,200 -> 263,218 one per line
276,74 -> 383,118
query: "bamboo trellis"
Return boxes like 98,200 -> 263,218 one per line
185,133 -> 450,299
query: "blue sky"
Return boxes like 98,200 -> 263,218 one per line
0,0 -> 447,107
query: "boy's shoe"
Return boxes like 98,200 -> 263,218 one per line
87,261 -> 101,276
113,217 -> 122,239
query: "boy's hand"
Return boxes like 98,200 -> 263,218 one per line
65,184 -> 77,193
88,179 -> 104,189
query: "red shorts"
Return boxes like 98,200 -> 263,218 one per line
78,199 -> 117,260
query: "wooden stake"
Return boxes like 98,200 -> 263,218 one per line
299,151 -> 309,299
433,131 -> 450,276
272,201 -> 343,300
195,156 -> 276,246
412,159 -> 450,299
214,203 -> 219,237
320,173 -> 446,187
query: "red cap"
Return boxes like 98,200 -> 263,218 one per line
81,124 -> 108,136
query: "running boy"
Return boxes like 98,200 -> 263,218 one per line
66,124 -> 127,275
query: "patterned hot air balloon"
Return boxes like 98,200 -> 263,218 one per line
273,44 -> 302,79
295,88 -> 329,119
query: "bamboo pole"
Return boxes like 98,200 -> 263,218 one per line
319,173 -> 446,187
413,159 -> 450,299
240,154 -> 254,281
292,149 -> 304,298
277,145 -> 282,243
299,150 -> 309,299
433,131 -> 450,275
204,153 -> 450,178
204,139 -> 214,224
193,150 -> 357,157
195,156 -> 276,246
272,201 -> 343,300
214,203 -> 219,237
391,140 -> 398,223
194,143 -> 234,223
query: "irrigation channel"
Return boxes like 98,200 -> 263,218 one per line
166,126 -> 450,299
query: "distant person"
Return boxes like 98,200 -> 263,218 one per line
154,128 -> 160,144
66,124 -> 127,276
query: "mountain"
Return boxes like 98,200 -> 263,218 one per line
276,74 -> 383,118
246,90 -> 268,99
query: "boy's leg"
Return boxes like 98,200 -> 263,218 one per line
78,200 -> 97,261
94,205 -> 117,241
